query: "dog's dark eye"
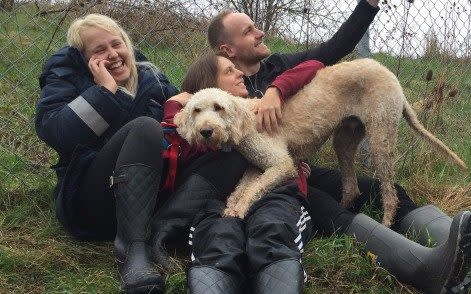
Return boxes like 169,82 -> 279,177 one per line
193,108 -> 201,114
214,104 -> 224,111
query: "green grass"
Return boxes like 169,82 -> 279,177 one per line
1,4 -> 471,294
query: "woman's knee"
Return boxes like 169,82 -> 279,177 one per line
123,117 -> 164,153
129,116 -> 163,139
115,117 -> 164,167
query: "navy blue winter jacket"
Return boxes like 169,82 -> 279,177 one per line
35,46 -> 178,237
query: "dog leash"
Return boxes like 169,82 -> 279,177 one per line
295,164 -> 308,197
161,122 -> 181,191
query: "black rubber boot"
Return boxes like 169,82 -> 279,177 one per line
399,205 -> 471,292
251,259 -> 304,294
151,174 -> 222,269
347,212 -> 471,294
113,164 -> 164,294
187,266 -> 242,294
400,205 -> 454,246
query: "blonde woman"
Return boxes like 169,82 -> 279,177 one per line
36,14 -> 179,293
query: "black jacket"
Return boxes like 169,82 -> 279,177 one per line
35,46 -> 178,237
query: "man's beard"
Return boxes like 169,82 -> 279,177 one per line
241,49 -> 270,65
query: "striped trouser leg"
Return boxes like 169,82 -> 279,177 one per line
188,200 -> 247,281
245,188 -> 313,279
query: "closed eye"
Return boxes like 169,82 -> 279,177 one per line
214,103 -> 224,111
193,108 -> 201,114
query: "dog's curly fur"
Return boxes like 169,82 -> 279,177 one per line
174,58 -> 467,226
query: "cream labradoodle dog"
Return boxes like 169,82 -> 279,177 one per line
174,58 -> 467,226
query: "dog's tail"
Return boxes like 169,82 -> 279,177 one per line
403,101 -> 467,171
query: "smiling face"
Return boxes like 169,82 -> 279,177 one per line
174,88 -> 251,148
216,56 -> 249,97
82,26 -> 131,86
221,12 -> 270,64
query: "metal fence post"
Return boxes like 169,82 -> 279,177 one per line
356,0 -> 373,167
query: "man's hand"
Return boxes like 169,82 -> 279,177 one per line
366,0 -> 379,7
168,92 -> 191,106
252,86 -> 282,135
88,56 -> 118,93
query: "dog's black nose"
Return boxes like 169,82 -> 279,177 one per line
200,128 -> 213,138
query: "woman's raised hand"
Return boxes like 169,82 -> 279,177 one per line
88,56 -> 118,93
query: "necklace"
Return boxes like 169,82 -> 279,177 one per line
246,73 -> 264,97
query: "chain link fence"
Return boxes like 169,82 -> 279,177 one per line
1,0 -> 470,191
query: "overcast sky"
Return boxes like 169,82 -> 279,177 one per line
371,0 -> 470,57
166,0 -> 470,57
264,0 -> 471,57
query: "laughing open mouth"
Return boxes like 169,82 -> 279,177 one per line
106,60 -> 124,71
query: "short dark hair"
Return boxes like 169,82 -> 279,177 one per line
207,10 -> 233,51
181,53 -> 219,94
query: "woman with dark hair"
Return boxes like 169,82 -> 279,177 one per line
169,52 -> 471,294
180,53 -> 220,94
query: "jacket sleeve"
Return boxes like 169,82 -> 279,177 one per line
280,0 -> 379,68
141,70 -> 179,121
35,68 -> 133,156
162,100 -> 183,124
270,60 -> 325,101
153,71 -> 179,106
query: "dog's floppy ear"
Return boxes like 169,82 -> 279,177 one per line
174,106 -> 195,144
229,98 -> 253,145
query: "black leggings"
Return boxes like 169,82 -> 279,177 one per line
74,116 -> 248,240
307,167 -> 418,235
74,117 -> 164,239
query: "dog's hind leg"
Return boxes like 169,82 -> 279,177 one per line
334,120 -> 365,209
364,122 -> 399,227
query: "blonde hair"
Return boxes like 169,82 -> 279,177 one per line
67,13 -> 139,96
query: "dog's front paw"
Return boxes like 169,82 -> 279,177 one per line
235,209 -> 248,219
232,204 -> 250,219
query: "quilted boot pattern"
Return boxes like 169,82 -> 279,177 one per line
113,164 -> 164,294
252,259 -> 304,294
188,266 -> 241,294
